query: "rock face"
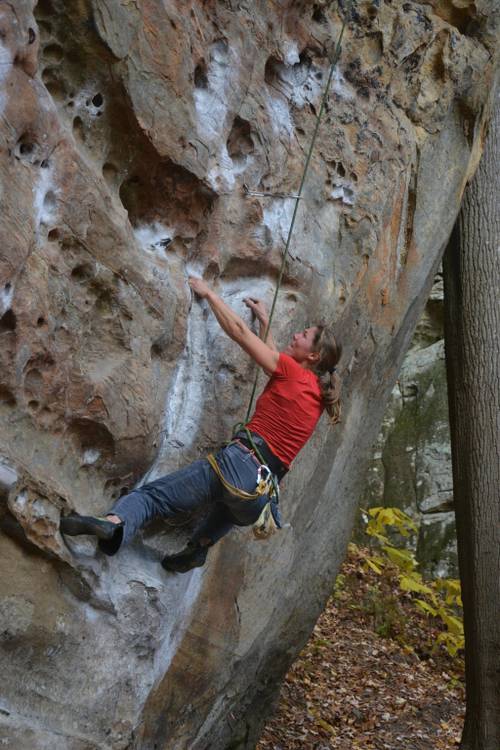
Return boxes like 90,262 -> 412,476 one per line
0,1 -> 498,748
361,270 -> 459,578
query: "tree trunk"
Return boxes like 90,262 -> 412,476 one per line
443,93 -> 500,750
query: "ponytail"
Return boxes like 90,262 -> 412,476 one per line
312,325 -> 342,425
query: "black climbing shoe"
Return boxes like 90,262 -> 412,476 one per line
60,513 -> 121,540
161,544 -> 208,574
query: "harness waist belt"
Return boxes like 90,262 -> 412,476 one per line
234,430 -> 288,482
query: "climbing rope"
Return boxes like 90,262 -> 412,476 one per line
242,4 -> 349,425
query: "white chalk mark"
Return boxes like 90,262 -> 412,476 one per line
134,223 -> 175,255
0,283 -> 13,314
263,199 -> 295,244
82,449 -> 101,466
0,37 -> 13,116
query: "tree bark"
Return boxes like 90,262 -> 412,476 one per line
443,93 -> 500,750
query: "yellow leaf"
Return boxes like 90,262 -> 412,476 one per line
399,574 -> 434,595
382,545 -> 416,571
442,613 -> 464,636
365,558 -> 383,574
317,718 -> 335,734
414,599 -> 438,617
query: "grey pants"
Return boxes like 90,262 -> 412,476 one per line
99,442 -> 273,555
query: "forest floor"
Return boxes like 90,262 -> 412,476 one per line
257,545 -> 465,750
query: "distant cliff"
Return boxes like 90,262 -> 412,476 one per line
362,270 -> 458,578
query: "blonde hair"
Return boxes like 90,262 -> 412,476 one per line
312,325 -> 342,425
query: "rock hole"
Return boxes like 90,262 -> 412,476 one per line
312,5 -> 327,23
43,44 -> 63,63
71,263 -> 94,281
40,159 -> 50,168
5,283 -> 12,292
28,400 -> 39,411
92,92 -> 103,107
73,116 -> 85,144
264,57 -> 280,87
103,162 -> 118,186
336,162 -> 346,177
45,79 -> 65,102
68,419 -> 115,459
18,140 -> 34,156
35,0 -> 55,16
37,20 -> 52,33
351,171 -> 358,182
309,103 -> 317,117
0,385 -> 16,406
227,116 -> 254,166
194,62 -> 208,89
24,368 -> 43,395
0,309 -> 16,332
28,28 -> 36,45
47,228 -> 59,241
36,316 -> 46,327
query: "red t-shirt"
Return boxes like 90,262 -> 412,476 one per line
246,353 -> 324,467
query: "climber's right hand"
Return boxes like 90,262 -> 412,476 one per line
243,297 -> 268,321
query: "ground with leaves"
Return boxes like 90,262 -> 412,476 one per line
257,545 -> 465,750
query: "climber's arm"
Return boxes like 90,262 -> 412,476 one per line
189,278 -> 279,374
243,298 -> 278,352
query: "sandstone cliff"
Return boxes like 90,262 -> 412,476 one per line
0,1 -> 498,748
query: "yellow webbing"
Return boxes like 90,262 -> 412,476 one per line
207,453 -> 262,501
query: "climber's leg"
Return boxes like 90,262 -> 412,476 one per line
161,443 -> 275,574
60,459 -> 219,554
59,514 -> 122,541
161,504 -> 234,573
97,458 -> 219,554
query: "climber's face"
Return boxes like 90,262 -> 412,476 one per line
283,326 -> 320,365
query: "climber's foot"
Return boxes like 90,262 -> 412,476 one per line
161,544 -> 208,574
60,513 -> 122,540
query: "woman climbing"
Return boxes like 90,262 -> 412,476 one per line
60,276 -> 342,572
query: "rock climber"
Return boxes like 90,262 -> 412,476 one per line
60,277 -> 342,572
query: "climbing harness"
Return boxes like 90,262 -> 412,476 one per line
207,436 -> 282,541
206,452 -> 275,502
